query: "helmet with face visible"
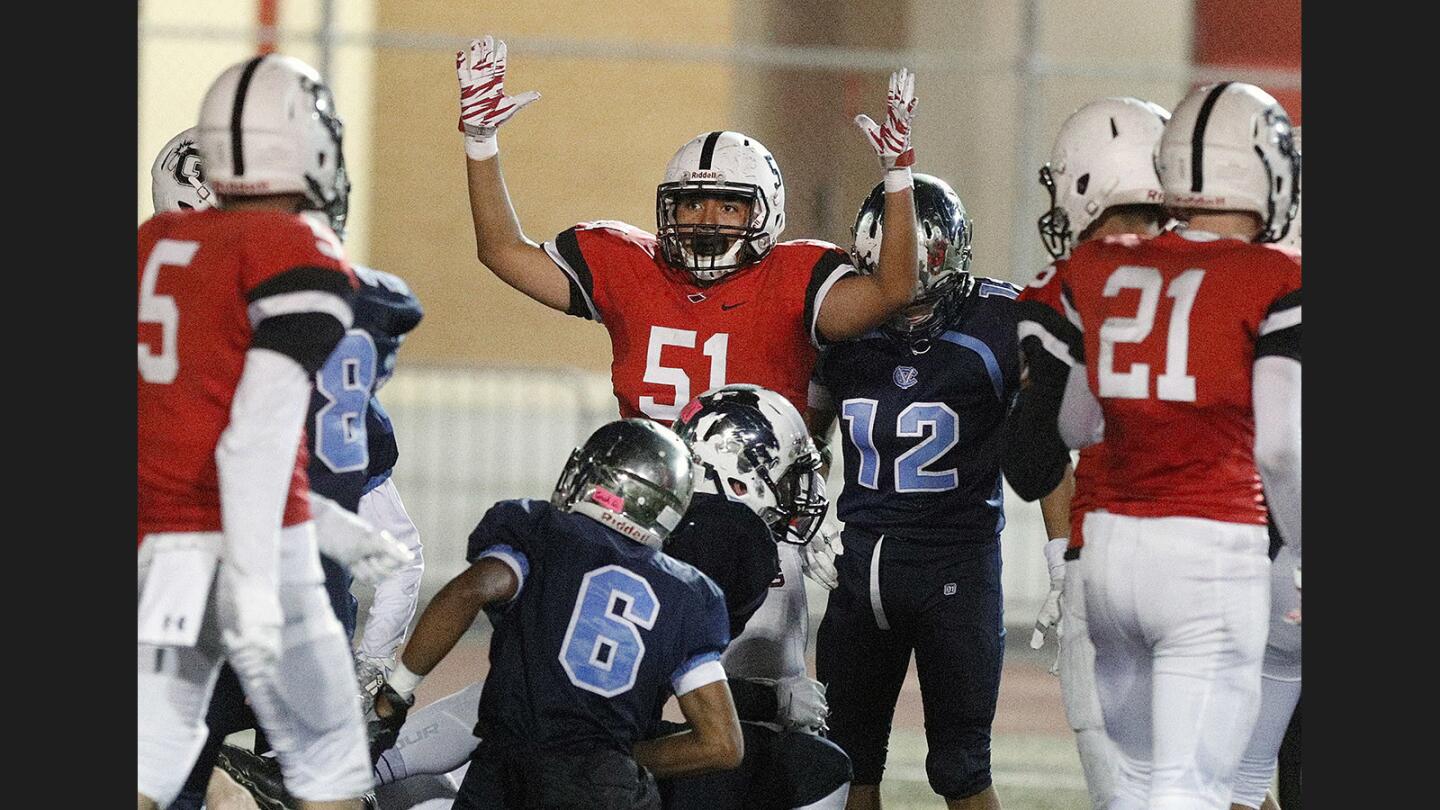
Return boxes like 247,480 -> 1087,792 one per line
672,384 -> 827,545
151,127 -> 216,213
1277,126 -> 1301,252
1037,97 -> 1170,260
656,131 -> 787,283
551,419 -> 695,550
851,173 -> 974,348
196,54 -> 351,237
1157,82 -> 1299,244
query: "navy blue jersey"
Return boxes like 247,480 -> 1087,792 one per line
470,499 -> 731,756
814,277 -> 1021,545
665,492 -> 780,639
307,265 -> 423,510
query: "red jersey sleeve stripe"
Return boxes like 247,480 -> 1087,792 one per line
545,228 -> 601,322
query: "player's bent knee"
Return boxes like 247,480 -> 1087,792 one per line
775,732 -> 853,805
926,745 -> 992,802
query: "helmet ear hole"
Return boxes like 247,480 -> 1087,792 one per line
727,478 -> 749,498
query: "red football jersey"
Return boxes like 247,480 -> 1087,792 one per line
1017,259 -> 1104,549
1055,230 -> 1301,525
544,221 -> 856,420
138,210 -> 355,542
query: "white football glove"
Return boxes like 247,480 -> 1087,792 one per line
1029,538 -> 1068,653
456,35 -> 541,160
854,68 -> 918,177
801,525 -> 842,591
775,675 -> 829,733
216,572 -> 283,688
1284,563 -> 1301,625
310,493 -> 416,586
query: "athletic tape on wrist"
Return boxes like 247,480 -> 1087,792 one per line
465,134 -> 499,161
388,660 -> 423,700
884,166 -> 913,193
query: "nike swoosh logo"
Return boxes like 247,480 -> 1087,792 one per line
722,302 -> 746,311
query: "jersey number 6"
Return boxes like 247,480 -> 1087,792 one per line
559,565 -> 660,697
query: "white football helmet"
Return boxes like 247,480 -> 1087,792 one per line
656,131 -> 787,283
196,54 -> 350,236
1037,97 -> 1170,259
1278,126 -> 1301,252
672,384 -> 827,545
150,127 -> 216,213
1157,82 -> 1299,244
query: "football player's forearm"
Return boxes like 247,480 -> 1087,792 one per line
1253,356 -> 1302,552
399,559 -> 514,676
1038,464 -> 1075,538
635,679 -> 744,777
465,156 -> 570,310
873,184 -> 919,311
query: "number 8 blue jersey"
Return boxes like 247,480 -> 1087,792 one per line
814,278 -> 1021,545
307,265 -> 423,511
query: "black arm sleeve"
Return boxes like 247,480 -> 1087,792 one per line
728,677 -> 780,724
1000,337 -> 1073,502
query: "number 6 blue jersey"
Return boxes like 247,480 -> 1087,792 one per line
814,278 -> 1021,545
307,265 -> 423,511
468,499 -> 730,755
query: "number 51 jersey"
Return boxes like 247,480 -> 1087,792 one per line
1056,230 -> 1301,525
544,221 -> 856,421
468,499 -> 731,754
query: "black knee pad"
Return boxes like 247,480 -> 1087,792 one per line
925,739 -> 992,801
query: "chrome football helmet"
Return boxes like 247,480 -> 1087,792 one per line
851,172 -> 974,350
1157,82 -> 1299,244
1037,97 -> 1169,259
151,127 -> 216,213
552,419 -> 694,549
656,131 -> 787,283
672,384 -> 827,545
196,54 -> 351,237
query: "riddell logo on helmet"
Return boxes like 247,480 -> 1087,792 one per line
1145,190 -> 1162,201
686,170 -> 724,183
1171,193 -> 1227,206
215,180 -> 275,194
597,509 -> 650,543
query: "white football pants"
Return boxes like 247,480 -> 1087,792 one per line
1059,555 -> 1120,809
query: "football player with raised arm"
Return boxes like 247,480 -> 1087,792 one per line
371,419 -> 741,810
1041,82 -> 1301,810
806,174 -> 1022,810
451,36 -> 919,423
999,96 -> 1172,810
137,55 -> 409,810
147,127 -> 428,810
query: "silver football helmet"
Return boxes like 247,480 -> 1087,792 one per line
1037,97 -> 1169,259
196,54 -> 351,237
656,131 -> 787,283
672,384 -> 827,545
151,127 -> 216,213
851,172 -> 973,347
552,419 -> 695,549
1157,81 -> 1299,244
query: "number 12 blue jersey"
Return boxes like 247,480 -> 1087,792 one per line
814,278 -> 1021,545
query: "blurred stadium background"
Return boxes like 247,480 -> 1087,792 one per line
139,3 -> 1299,807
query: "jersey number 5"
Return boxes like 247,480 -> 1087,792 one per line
639,326 -> 729,420
1098,266 -> 1205,402
559,565 -> 660,697
138,239 -> 201,384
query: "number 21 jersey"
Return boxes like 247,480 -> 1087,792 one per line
1056,230 -> 1301,525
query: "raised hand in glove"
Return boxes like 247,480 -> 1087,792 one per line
368,680 -> 415,766
776,675 -> 829,733
854,68 -> 918,182
1029,538 -> 1068,654
457,35 -> 541,159
801,524 -> 842,591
